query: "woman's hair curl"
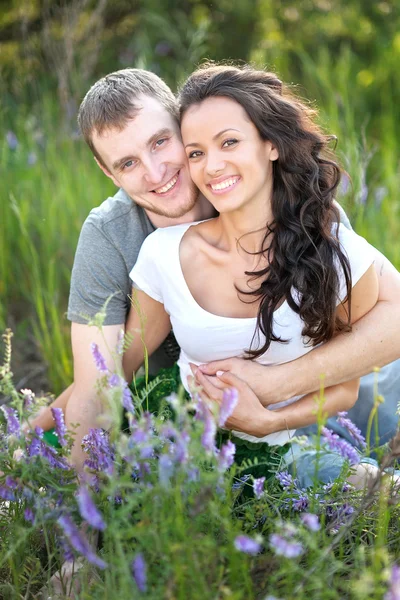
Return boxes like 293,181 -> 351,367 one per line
179,63 -> 352,358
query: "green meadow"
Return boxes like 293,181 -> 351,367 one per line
0,2 -> 399,598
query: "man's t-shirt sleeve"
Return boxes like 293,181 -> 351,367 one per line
67,220 -> 129,325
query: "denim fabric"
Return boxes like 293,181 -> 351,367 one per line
296,360 -> 400,455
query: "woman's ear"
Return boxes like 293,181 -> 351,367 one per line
268,142 -> 279,162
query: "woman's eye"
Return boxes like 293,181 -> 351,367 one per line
222,138 -> 238,148
188,150 -> 203,159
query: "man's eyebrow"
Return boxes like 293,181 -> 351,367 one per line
112,155 -> 135,171
147,127 -> 174,148
185,128 -> 240,148
112,128 -> 173,171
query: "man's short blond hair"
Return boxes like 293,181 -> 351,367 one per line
78,68 -> 178,166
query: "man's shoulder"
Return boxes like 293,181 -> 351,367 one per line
84,188 -> 152,235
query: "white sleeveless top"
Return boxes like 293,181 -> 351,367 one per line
130,221 -> 375,446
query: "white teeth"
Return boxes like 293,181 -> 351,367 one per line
210,177 -> 239,191
155,174 -> 178,194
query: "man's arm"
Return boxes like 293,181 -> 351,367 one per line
196,249 -> 400,406
67,290 -> 171,472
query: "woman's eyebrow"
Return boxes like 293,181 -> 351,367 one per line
185,128 -> 241,148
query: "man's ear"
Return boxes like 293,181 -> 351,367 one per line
94,156 -> 119,186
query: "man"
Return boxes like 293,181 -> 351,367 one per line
31,68 -> 400,470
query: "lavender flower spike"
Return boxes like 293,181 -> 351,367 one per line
385,564 -> 400,600
234,535 -> 262,556
132,553 -> 147,592
253,476 -> 266,499
269,533 -> 304,558
77,486 -> 106,531
91,343 -> 109,374
1,405 -> 21,437
51,407 -> 67,446
218,440 -> 236,472
300,513 -> 320,532
58,514 -> 107,569
337,411 -> 367,448
219,387 -> 239,427
321,427 -> 360,465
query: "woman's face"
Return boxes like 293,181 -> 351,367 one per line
181,96 -> 278,215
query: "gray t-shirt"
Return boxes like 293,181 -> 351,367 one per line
67,188 -> 177,372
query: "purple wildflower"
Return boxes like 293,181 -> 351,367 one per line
40,443 -> 70,470
28,427 -> 44,457
276,470 -> 294,488
24,507 -> 35,524
20,388 -> 35,411
253,476 -> 266,499
234,535 -> 262,556
132,553 -> 147,592
218,388 -> 239,427
1,405 -> 21,437
77,486 -> 106,531
91,343 -> 108,374
321,427 -> 360,465
232,474 -> 252,491
218,440 -> 236,472
58,514 -> 107,569
186,466 -> 200,483
0,486 -> 16,501
300,513 -> 320,531
108,374 -> 135,413
336,412 -> 366,448
5,476 -> 18,489
202,410 -> 217,454
27,152 -> 37,166
58,536 -> 75,562
6,130 -> 18,150
159,453 -> 175,488
385,564 -> 400,600
82,428 -> 114,474
269,533 -> 304,558
51,407 -> 67,447
291,490 -> 309,512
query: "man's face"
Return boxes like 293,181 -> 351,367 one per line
92,95 -> 198,219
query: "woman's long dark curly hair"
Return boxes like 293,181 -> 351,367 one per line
178,63 -> 352,359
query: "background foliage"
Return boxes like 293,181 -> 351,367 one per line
1,0 -> 399,391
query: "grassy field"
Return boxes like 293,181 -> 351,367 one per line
0,39 -> 400,598
1,47 -> 399,393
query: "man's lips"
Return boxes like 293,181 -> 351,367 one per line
152,171 -> 180,195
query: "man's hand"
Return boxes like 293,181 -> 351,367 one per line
188,365 -> 274,438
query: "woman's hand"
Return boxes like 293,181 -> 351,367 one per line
193,358 -> 288,406
188,364 -> 276,438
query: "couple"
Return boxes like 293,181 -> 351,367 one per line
32,64 -> 400,483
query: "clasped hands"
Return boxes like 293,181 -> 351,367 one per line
187,358 -> 279,439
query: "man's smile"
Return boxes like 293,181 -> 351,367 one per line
153,171 -> 180,195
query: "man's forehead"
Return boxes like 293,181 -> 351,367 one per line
95,96 -> 178,146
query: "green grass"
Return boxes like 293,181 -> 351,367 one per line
1,48 -> 399,392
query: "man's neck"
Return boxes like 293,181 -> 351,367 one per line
145,194 -> 217,229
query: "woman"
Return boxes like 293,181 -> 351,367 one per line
124,63 -> 379,455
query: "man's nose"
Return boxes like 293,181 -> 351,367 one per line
143,157 -> 167,187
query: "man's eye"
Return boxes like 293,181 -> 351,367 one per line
155,138 -> 168,147
222,138 -> 238,148
188,150 -> 203,159
123,160 -> 135,169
